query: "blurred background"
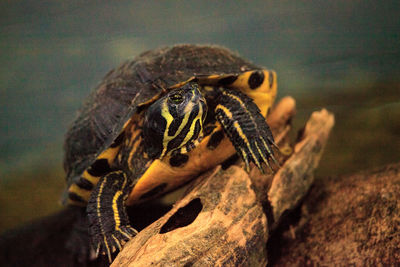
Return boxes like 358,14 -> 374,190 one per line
1,1 -> 399,233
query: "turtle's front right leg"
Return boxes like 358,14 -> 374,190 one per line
87,170 -> 137,263
214,88 -> 279,172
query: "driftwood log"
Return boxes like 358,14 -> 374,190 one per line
112,97 -> 335,266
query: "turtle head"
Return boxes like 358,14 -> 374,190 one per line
143,82 -> 207,159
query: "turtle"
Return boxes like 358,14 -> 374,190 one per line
63,44 -> 278,262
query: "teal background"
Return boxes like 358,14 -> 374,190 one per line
1,1 -> 399,232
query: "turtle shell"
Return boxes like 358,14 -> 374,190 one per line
64,44 -> 262,185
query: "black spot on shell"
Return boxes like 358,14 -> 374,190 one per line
87,159 -> 111,177
248,71 -> 265,89
76,177 -> 94,190
207,130 -> 224,149
268,71 -> 274,88
68,192 -> 86,203
169,153 -> 189,167
160,198 -> 203,234
139,183 -> 168,200
218,75 -> 238,86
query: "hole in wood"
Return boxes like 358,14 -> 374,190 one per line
160,198 -> 203,234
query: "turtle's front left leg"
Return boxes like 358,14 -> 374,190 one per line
87,170 -> 137,263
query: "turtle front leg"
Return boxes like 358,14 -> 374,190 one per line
87,170 -> 137,263
214,88 -> 279,172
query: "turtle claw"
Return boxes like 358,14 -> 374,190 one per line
236,133 -> 277,173
87,171 -> 137,263
94,225 -> 138,263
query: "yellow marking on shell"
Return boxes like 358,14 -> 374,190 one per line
68,129 -> 124,205
203,74 -> 221,80
97,146 -> 120,165
69,184 -> 92,202
121,119 -> 131,131
137,91 -> 165,108
168,77 -> 196,89
195,74 -> 224,84
230,71 -> 253,88
234,70 -> 277,117
82,170 -> 99,185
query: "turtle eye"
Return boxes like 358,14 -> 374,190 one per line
169,92 -> 183,104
